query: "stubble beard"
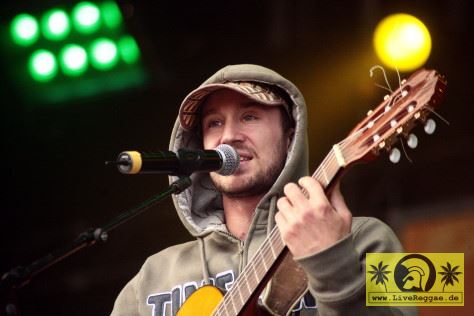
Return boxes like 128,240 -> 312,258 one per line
210,140 -> 288,198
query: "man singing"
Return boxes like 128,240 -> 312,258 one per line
111,64 -> 416,315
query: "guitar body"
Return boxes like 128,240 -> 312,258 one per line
177,285 -> 270,316
177,285 -> 222,316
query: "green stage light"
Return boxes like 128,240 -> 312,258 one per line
60,44 -> 88,76
10,14 -> 40,46
72,2 -> 101,34
90,38 -> 119,70
29,49 -> 58,82
101,1 -> 123,29
42,9 -> 71,41
118,35 -> 140,64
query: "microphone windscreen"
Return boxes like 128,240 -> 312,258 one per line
215,144 -> 240,175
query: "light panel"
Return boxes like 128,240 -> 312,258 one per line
6,1 -> 145,103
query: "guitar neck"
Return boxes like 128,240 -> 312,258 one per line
213,146 -> 345,315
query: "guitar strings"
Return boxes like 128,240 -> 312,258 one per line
338,69 -> 439,155
215,79 -> 441,315
215,150 -> 349,314
336,84 -> 406,151
244,79 -> 444,284
336,82 -> 438,160
398,136 -> 413,163
218,151 -> 346,311
370,65 -> 393,93
214,224 -> 286,315
425,106 -> 450,125
215,154 -> 341,314
395,66 -> 402,90
301,68 -> 431,185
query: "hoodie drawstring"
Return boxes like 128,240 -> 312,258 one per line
241,195 -> 279,267
198,237 -> 211,285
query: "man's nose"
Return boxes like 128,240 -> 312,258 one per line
220,120 -> 244,144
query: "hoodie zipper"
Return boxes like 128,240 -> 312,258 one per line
218,230 -> 246,273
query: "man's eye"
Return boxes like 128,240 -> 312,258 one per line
207,120 -> 222,128
243,115 -> 257,122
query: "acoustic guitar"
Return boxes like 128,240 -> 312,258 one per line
177,68 -> 447,316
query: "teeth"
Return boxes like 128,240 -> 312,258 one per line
240,157 -> 250,161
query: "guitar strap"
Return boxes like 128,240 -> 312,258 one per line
261,252 -> 309,315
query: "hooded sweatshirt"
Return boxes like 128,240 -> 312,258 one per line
111,64 -> 417,316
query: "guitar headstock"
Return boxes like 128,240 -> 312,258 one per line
340,69 -> 447,165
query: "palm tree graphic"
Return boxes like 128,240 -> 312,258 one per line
369,261 -> 391,292
438,262 -> 462,292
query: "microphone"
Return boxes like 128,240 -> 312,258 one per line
108,144 -> 240,176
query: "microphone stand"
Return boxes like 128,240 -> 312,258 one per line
0,176 -> 192,316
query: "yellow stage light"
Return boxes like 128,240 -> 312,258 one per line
373,13 -> 431,72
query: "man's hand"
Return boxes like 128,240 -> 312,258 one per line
275,176 -> 352,258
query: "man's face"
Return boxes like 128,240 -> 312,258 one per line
201,89 -> 291,197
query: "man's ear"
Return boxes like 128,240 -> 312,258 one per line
286,128 -> 295,151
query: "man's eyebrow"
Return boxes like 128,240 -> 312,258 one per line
201,100 -> 265,116
201,108 -> 217,117
241,101 -> 265,108
202,102 -> 264,117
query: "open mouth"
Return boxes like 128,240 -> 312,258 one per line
238,153 -> 253,162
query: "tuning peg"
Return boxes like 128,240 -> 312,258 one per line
424,119 -> 436,135
407,134 -> 418,149
389,148 -> 401,164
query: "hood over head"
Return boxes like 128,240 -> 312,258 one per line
169,64 -> 309,237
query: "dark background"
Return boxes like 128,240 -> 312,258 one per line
0,1 -> 472,315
